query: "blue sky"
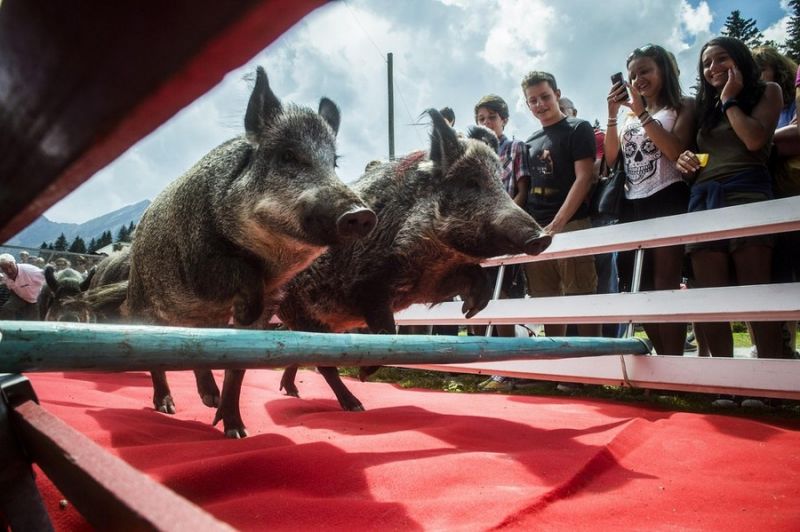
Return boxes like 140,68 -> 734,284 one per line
44,0 -> 795,224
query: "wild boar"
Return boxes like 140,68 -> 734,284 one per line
39,266 -> 95,321
277,109 -> 552,411
127,66 -> 376,438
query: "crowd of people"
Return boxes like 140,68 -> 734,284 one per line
444,35 -> 799,386
0,251 -> 100,319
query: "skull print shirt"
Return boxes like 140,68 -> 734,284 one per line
619,108 -> 683,199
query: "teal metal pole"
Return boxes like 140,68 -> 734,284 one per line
0,321 -> 650,373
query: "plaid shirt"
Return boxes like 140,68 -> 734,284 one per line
497,135 -> 530,197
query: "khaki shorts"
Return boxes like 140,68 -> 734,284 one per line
525,218 -> 597,297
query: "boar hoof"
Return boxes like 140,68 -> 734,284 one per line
279,382 -> 300,398
154,396 -> 176,415
224,427 -> 248,439
201,393 -> 220,408
339,397 -> 365,411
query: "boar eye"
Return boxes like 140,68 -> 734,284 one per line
281,149 -> 299,164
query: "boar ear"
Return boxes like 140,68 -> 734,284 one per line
80,266 -> 96,291
318,98 -> 341,136
44,266 -> 59,293
426,108 -> 462,174
245,66 -> 282,142
467,125 -> 499,153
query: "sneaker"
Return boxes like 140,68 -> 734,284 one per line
478,375 -> 514,392
711,397 -> 738,408
556,382 -> 584,393
740,398 -> 769,409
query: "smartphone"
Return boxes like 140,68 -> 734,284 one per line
610,72 -> 625,101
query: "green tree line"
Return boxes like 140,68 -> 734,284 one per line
723,2 -> 800,62
39,221 -> 136,254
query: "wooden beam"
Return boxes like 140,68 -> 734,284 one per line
483,196 -> 800,266
394,283 -> 800,325
401,355 -> 800,400
10,399 -> 233,531
0,321 -> 649,373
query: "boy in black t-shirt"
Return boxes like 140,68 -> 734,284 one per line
521,71 -> 600,337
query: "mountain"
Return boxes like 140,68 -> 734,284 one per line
6,200 -> 151,248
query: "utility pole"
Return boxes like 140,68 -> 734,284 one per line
387,52 -> 395,160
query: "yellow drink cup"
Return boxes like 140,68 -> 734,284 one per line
696,153 -> 709,167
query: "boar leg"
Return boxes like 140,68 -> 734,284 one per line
439,264 -> 492,318
317,367 -> 365,412
356,306 -> 398,382
213,369 -> 248,439
279,365 -> 301,397
151,370 -> 176,414
194,370 -> 220,407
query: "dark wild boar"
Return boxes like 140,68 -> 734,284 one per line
127,66 -> 376,438
277,109 -> 552,411
46,250 -> 132,323
39,266 -> 95,321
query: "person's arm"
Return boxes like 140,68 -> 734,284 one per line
721,71 -> 781,151
637,96 -> 696,161
546,157 -> 594,234
604,81 -> 627,167
512,176 -> 530,208
511,141 -> 530,208
773,123 -> 800,157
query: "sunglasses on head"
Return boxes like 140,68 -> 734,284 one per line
627,44 -> 658,62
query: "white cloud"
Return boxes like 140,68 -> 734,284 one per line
41,0 -> 789,226
681,0 -> 713,36
764,16 -> 790,44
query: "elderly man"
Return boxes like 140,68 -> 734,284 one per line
0,253 -> 46,320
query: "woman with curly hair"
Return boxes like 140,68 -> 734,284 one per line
676,36 -> 785,358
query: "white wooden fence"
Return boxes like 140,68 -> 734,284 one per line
394,196 -> 800,400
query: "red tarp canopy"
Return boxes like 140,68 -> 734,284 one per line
0,0 -> 327,242
30,370 -> 800,530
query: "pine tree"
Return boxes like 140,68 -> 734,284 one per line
88,237 -> 97,253
101,230 -> 113,248
116,224 -> 129,243
786,0 -> 800,62
40,241 -> 49,249
721,10 -> 764,48
68,236 -> 87,254
53,233 -> 69,251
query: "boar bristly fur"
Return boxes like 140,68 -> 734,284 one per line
127,67 -> 375,438
278,109 -> 551,412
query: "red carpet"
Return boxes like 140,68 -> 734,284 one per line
26,370 -> 800,530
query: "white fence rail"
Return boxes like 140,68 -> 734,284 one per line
395,196 -> 800,400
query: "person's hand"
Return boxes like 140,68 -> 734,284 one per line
607,80 -> 629,114
721,66 -> 743,103
676,150 -> 701,175
627,82 -> 645,117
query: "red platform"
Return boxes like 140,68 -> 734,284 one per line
28,370 -> 800,530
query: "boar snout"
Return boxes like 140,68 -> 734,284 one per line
523,234 -> 552,255
337,208 -> 377,239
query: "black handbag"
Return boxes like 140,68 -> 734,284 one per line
590,155 -> 627,220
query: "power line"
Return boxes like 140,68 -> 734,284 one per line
341,1 -> 425,147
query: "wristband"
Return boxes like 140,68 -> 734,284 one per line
721,98 -> 739,113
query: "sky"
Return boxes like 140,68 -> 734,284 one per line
44,0 -> 794,224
